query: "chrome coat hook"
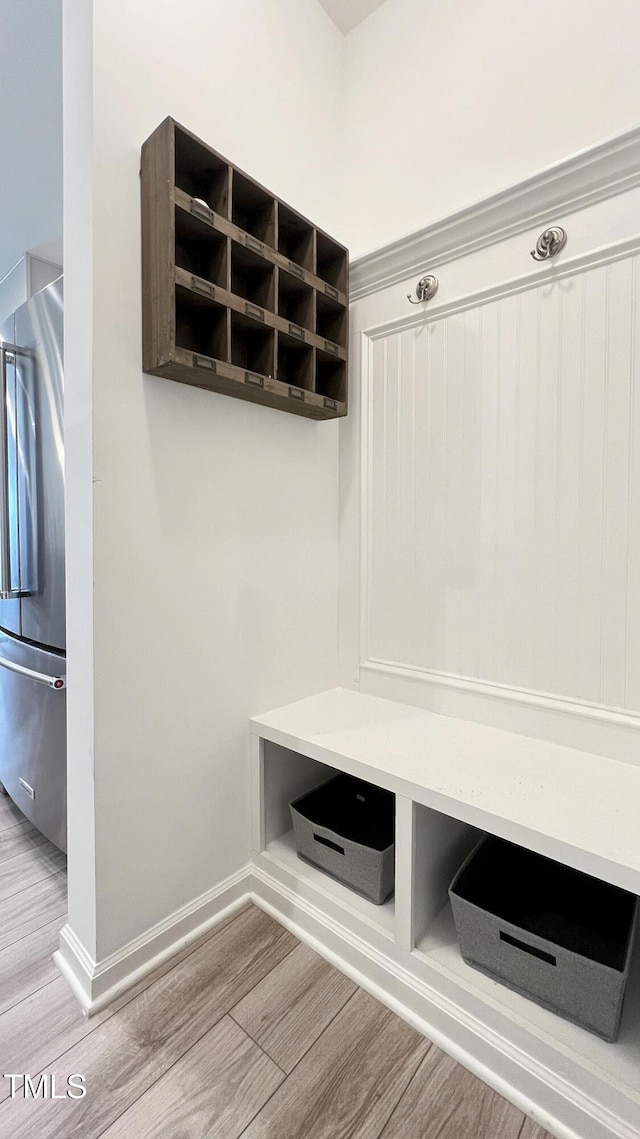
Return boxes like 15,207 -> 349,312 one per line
531,226 -> 567,261
407,274 -> 439,305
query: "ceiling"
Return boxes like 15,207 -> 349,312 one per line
317,0 -> 389,34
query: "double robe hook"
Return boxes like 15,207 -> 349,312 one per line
530,226 -> 567,261
407,274 -> 439,305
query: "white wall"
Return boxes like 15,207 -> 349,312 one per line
344,0 -> 640,258
64,0 -> 344,961
61,0 -> 640,974
0,0 -> 63,281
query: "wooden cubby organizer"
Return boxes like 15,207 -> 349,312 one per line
250,689 -> 640,1139
141,118 -> 348,420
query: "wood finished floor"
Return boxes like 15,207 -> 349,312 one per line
0,792 -> 555,1138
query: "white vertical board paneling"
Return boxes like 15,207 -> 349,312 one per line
602,259 -> 634,708
366,250 -> 640,717
576,266 -> 608,704
626,266 -> 640,712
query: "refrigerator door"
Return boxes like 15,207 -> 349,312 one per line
15,278 -> 65,650
0,628 -> 66,851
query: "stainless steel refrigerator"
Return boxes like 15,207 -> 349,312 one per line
0,277 -> 66,852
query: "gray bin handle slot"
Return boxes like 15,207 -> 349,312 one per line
313,833 -> 344,856
500,930 -> 556,966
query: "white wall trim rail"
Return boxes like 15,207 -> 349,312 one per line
361,232 -> 640,341
362,659 -> 640,730
349,125 -> 640,299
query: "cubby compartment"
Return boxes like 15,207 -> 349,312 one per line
232,170 -> 275,245
175,210 -> 228,287
316,291 -> 347,347
278,269 -> 315,333
277,336 -> 314,391
277,203 -> 315,271
231,242 -> 275,310
175,287 -> 228,361
174,127 -> 229,216
316,231 -> 348,292
230,311 -> 274,376
410,804 -> 482,952
315,352 -> 347,403
260,740 -> 396,937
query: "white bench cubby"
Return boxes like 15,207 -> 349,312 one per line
249,687 -> 640,1139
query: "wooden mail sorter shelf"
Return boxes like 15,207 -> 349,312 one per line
141,118 -> 348,420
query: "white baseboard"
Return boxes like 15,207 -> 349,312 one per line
250,863 -> 640,1139
54,865 -> 252,1016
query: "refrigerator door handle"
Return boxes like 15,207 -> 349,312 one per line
0,345 -> 13,598
0,343 -> 36,600
0,653 -> 65,689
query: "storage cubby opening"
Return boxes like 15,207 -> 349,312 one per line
316,292 -> 347,347
277,339 -> 314,391
315,355 -> 347,403
175,210 -> 228,287
410,803 -> 483,951
232,171 -> 275,245
316,231 -> 348,291
231,243 -> 275,309
278,271 -> 315,332
230,312 -> 274,376
175,288 -> 228,360
277,203 -> 315,271
261,741 -> 396,933
262,743 -> 337,848
175,128 -> 229,216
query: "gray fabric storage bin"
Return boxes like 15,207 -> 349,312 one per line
290,774 -> 395,905
449,836 -> 638,1041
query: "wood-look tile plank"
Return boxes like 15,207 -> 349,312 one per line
0,902 -> 261,1094
0,918 -> 61,1016
0,821 -> 49,865
0,905 -> 296,1137
0,978 -> 127,1105
0,903 -> 251,1104
0,794 -> 25,834
96,1015 -> 284,1139
519,1118 -> 556,1139
0,871 -> 66,952
0,843 -> 66,905
241,987 -> 429,1139
231,941 -> 357,1073
379,1045 -> 524,1139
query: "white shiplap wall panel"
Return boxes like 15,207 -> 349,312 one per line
366,251 -> 640,717
627,269 -> 640,713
